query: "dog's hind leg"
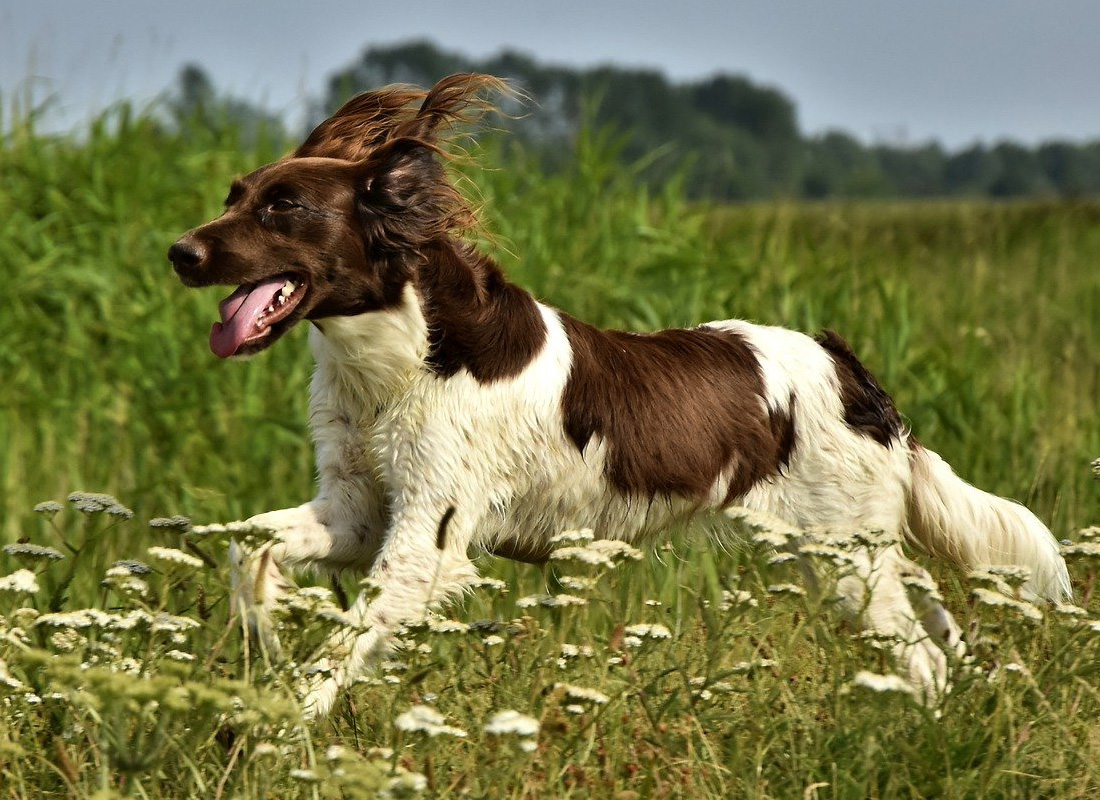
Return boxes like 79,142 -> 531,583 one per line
833,541 -> 960,697
300,503 -> 480,718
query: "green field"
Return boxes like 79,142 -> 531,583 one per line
2,108 -> 1100,798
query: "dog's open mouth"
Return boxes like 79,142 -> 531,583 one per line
209,275 -> 308,358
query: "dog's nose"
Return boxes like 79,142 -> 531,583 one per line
168,237 -> 207,273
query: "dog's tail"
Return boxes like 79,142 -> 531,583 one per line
905,441 -> 1071,601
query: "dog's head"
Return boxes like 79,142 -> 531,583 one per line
168,74 -> 503,357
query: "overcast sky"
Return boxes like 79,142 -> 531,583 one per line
3,0 -> 1099,148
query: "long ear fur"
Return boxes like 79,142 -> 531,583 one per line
295,73 -> 509,162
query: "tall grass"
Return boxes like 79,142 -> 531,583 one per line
1,106 -> 1099,798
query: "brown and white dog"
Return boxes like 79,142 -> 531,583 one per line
169,74 -> 1071,717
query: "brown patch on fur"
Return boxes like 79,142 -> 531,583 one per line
436,506 -> 456,550
421,243 -> 547,382
815,330 -> 903,447
770,393 -> 797,471
561,318 -> 791,501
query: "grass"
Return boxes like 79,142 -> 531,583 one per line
1,106 -> 1099,798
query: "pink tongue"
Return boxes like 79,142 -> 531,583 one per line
209,279 -> 286,357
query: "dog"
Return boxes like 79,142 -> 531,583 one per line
169,73 -> 1071,717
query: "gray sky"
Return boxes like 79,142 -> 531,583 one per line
3,0 -> 1099,148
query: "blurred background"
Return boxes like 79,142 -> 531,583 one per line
5,0 -> 1100,200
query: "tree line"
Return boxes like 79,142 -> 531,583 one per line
173,41 -> 1100,201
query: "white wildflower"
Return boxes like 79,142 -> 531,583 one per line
483,634 -> 505,647
33,500 -> 64,516
971,588 -> 1043,621
548,547 -> 615,568
555,683 -> 610,705
468,576 -> 508,593
0,659 -> 24,691
644,599 -> 662,607
516,593 -> 587,609
383,771 -> 428,797
624,623 -> 672,640
767,552 -> 800,566
767,583 -> 807,597
427,618 -> 469,634
901,572 -> 944,602
1061,541 -> 1100,561
289,769 -> 320,783
151,612 -> 201,633
146,546 -> 203,570
484,709 -> 540,737
251,742 -> 279,759
36,610 -> 103,629
623,635 -> 644,648
799,543 -> 857,567
3,543 -> 64,561
845,670 -> 916,697
726,506 -> 801,546
49,629 -> 84,653
550,528 -> 595,545
720,589 -> 758,611
559,575 -> 599,592
1053,603 -> 1088,618
164,650 -> 196,663
394,705 -> 467,737
586,540 -> 643,560
296,586 -> 334,602
116,658 -> 143,675
149,515 -> 192,532
731,658 -> 778,674
0,569 -> 39,594
859,630 -> 907,651
564,704 -> 586,715
984,565 -> 1032,587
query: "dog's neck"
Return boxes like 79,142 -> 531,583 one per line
309,280 -> 430,400
309,237 -> 548,397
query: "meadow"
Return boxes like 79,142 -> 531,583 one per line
1,107 -> 1100,798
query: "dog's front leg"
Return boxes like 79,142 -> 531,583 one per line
232,498 -> 385,653
300,502 -> 479,717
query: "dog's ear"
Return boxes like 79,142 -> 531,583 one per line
295,87 -> 425,161
358,138 -> 443,210
391,73 -> 509,144
295,74 -> 509,162
355,137 -> 475,243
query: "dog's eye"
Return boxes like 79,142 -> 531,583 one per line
269,198 -> 299,212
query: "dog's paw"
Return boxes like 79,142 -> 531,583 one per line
895,633 -> 950,702
229,538 -> 294,659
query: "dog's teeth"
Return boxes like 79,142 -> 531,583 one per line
278,296 -> 285,305
280,281 -> 295,298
